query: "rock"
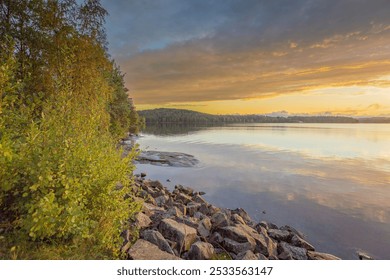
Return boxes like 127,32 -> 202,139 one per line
136,151 -> 199,167
257,221 -> 270,230
121,241 -> 132,255
175,185 -> 194,196
173,202 -> 187,216
193,211 -> 206,220
199,191 -> 206,196
175,192 -> 192,204
231,213 -> 246,225
256,253 -> 268,260
357,251 -> 373,260
290,235 -> 315,251
280,225 -> 305,239
159,218 -> 197,252
141,230 -> 175,255
223,238 -> 255,254
188,241 -> 215,260
135,212 -> 152,228
142,203 -> 165,217
236,250 -> 259,260
208,205 -> 220,216
140,172 -> 147,178
192,194 -> 207,204
268,229 -> 291,242
208,232 -> 224,246
211,212 -> 230,229
186,202 -> 201,217
278,242 -> 308,260
155,195 -> 169,207
128,239 -> 181,260
307,251 -> 341,260
231,208 -> 253,225
165,206 -> 183,218
198,203 -> 210,215
197,217 -> 212,238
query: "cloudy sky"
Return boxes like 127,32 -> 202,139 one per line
101,0 -> 390,115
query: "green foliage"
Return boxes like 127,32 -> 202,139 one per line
139,108 -> 361,125
0,0 -> 141,259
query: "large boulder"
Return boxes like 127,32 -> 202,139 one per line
135,212 -> 152,228
159,218 -> 197,252
267,229 -> 291,242
141,230 -> 175,255
186,202 -> 201,217
188,241 -> 215,260
278,242 -> 308,260
290,235 -> 315,251
222,238 -> 255,254
128,239 -> 182,260
211,212 -> 230,229
197,217 -> 212,238
236,250 -> 260,260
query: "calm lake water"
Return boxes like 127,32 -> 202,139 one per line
135,123 -> 390,259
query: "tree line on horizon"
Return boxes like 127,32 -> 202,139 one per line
139,108 -> 389,125
1,0 -> 141,259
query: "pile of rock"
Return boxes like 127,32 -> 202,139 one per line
122,174 -> 340,260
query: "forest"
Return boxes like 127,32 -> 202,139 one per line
0,0 -> 141,259
139,108 -> 389,125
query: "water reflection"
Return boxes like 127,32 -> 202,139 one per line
136,123 -> 390,259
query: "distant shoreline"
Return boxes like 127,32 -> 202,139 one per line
139,108 -> 390,125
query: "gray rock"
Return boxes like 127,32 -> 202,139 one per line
278,242 -> 308,260
223,238 -> 255,254
128,239 -> 182,260
290,235 -> 315,251
173,202 -> 187,216
155,195 -> 169,207
307,251 -> 341,260
198,203 -> 210,215
199,191 -> 206,196
140,172 -> 147,178
193,211 -> 206,220
197,218 -> 212,238
159,218 -> 197,252
208,232 -> 224,246
135,212 -> 152,228
231,208 -> 253,224
211,212 -> 230,229
236,250 -> 259,260
175,192 -> 192,204
165,206 -> 184,218
231,213 -> 246,225
192,194 -> 207,204
268,229 -> 291,242
142,203 -> 165,217
137,151 -> 199,167
188,241 -> 215,260
208,205 -> 220,216
141,230 -> 175,255
357,251 -> 373,260
256,253 -> 268,260
175,185 -> 195,195
186,202 -> 201,217
280,225 -> 305,239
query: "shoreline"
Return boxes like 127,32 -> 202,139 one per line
122,173 -> 343,260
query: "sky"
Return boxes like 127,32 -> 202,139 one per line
101,0 -> 390,116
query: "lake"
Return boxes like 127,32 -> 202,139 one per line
135,123 -> 390,259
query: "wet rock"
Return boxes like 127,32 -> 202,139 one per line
223,238 -> 255,254
159,218 -> 197,252
211,212 -> 230,229
308,251 -> 341,260
141,230 -> 175,255
290,235 -> 315,251
136,151 -> 199,167
135,212 -> 152,228
188,241 -> 215,260
140,172 -> 147,178
357,251 -> 373,260
128,239 -> 182,260
268,229 -> 291,242
199,191 -> 206,196
278,242 -> 308,260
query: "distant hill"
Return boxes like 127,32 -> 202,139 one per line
138,108 -> 390,124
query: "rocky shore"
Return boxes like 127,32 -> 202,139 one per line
121,173 -> 341,260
